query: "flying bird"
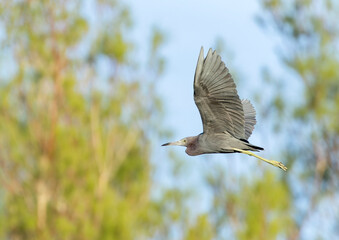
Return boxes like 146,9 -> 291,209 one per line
162,47 -> 287,171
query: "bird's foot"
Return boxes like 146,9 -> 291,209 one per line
266,159 -> 288,171
232,148 -> 287,171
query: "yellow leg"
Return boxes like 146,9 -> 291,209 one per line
232,148 -> 287,171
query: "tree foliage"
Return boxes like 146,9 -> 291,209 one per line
0,1 -> 168,239
256,0 -> 339,239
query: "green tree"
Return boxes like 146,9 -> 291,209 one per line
0,1 -> 170,239
256,0 -> 339,239
200,164 -> 291,240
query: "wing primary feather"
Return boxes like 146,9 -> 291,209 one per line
208,51 -> 219,77
194,47 -> 205,87
210,70 -> 231,89
201,49 -> 214,79
204,52 -> 221,86
242,99 -> 257,139
208,55 -> 223,82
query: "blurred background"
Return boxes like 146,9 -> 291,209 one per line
0,0 -> 339,239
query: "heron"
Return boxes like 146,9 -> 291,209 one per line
162,47 -> 287,171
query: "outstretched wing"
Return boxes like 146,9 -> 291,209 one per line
242,99 -> 257,139
194,47 -> 245,139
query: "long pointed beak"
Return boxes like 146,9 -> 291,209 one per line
161,140 -> 185,146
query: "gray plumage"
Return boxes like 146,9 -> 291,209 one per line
242,99 -> 256,140
194,47 -> 245,139
162,47 -> 287,171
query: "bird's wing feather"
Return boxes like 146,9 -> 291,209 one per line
242,99 -> 257,139
194,47 -> 245,139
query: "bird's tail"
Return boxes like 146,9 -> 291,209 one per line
240,139 -> 264,152
246,143 -> 264,152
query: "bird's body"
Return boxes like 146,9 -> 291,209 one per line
183,133 -> 262,156
162,47 -> 287,171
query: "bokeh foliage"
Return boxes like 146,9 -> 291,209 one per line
255,0 -> 339,239
0,1 -> 169,239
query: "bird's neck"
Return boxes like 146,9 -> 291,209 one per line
185,135 -> 201,156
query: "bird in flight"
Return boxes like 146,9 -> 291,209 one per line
162,47 -> 287,171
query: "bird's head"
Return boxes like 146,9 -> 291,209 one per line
161,137 -> 188,147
